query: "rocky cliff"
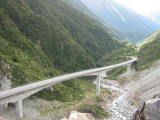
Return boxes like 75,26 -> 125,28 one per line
132,98 -> 160,120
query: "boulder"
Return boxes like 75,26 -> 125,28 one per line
144,98 -> 160,120
0,116 -> 5,120
132,98 -> 160,120
61,111 -> 95,120
132,103 -> 146,120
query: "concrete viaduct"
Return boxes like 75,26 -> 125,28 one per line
0,58 -> 137,118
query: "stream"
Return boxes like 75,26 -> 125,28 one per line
100,80 -> 136,120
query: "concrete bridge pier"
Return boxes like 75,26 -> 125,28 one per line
4,103 -> 8,109
96,73 -> 104,96
16,99 -> 23,119
127,63 -> 132,71
0,58 -> 137,119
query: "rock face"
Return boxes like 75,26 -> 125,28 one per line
61,111 -> 95,120
144,98 -> 160,120
0,60 -> 12,91
132,103 -> 146,120
0,116 -> 5,120
132,98 -> 160,120
0,75 -> 11,90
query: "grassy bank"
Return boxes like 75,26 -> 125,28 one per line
34,78 -> 110,118
107,66 -> 127,80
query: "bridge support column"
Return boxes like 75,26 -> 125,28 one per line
16,99 -> 23,118
96,74 -> 103,96
4,103 -> 8,109
127,64 -> 131,71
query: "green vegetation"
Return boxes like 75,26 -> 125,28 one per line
138,30 -> 160,47
98,41 -> 137,66
0,11 -> 59,86
98,42 -> 136,80
134,37 -> 160,70
107,66 -> 127,80
0,0 -> 131,102
96,96 -> 104,103
0,0 -> 124,72
35,78 -> 96,102
37,80 -> 109,116
78,104 -> 110,118
36,78 -> 110,102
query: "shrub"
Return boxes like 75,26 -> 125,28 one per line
78,104 -> 110,118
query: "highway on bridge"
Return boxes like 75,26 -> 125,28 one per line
0,57 -> 137,118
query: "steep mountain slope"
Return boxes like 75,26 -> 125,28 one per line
0,0 -> 96,73
65,0 -> 127,41
1,0 -> 125,71
80,0 -> 159,42
135,31 -> 160,70
65,0 -> 106,24
65,0 -> 92,14
139,30 -> 160,47
0,8 -> 59,86
0,0 -> 127,101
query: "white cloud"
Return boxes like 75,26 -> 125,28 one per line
114,0 -> 160,15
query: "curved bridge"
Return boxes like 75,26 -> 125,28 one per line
0,58 -> 137,118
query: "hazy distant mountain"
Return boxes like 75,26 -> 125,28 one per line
65,0 -> 92,14
149,12 -> 160,25
80,0 -> 160,42
139,30 -> 160,47
65,0 -> 105,24
65,0 -> 124,40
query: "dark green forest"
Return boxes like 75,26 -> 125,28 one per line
135,37 -> 160,70
0,0 -> 128,101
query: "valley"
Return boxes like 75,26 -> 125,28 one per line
0,66 -> 136,120
0,0 -> 160,120
80,0 -> 160,42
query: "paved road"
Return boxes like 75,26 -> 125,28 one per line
0,58 -> 137,102
0,57 -> 137,118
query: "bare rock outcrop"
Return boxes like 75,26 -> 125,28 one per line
0,116 -> 5,120
61,111 -> 95,120
132,98 -> 160,120
0,60 -> 12,91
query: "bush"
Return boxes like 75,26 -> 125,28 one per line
107,66 -> 127,80
78,104 -> 110,118
96,96 -> 103,103
135,38 -> 160,70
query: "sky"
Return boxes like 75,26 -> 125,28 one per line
114,0 -> 160,15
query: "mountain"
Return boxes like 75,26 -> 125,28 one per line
80,0 -> 160,42
65,0 -> 111,30
0,0 -> 126,101
139,30 -> 160,47
99,42 -> 137,66
65,0 -> 92,14
64,0 -> 127,41
135,30 -> 160,70
149,11 -> 160,25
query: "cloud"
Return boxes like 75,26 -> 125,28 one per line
114,0 -> 160,15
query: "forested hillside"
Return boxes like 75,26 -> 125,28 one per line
0,0 -> 125,72
135,31 -> 160,70
139,30 -> 160,47
65,0 -> 92,14
0,0 -> 126,101
99,42 -> 137,66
